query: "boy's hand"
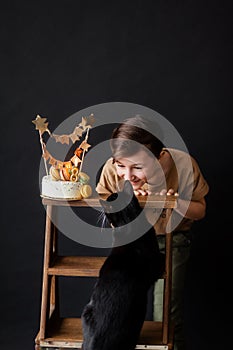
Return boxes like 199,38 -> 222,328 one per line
155,188 -> 179,196
134,188 -> 179,196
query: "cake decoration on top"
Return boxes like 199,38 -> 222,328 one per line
32,114 -> 94,200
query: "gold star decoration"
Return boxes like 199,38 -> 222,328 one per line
32,115 -> 50,135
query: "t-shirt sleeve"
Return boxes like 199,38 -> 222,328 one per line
191,157 -> 209,201
95,158 -> 119,195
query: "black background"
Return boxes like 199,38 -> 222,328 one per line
1,1 -> 233,349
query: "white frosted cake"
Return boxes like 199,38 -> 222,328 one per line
41,167 -> 92,200
42,175 -> 83,199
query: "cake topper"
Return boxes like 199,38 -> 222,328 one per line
32,114 -> 95,177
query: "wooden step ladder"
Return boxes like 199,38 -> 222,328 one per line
35,195 -> 176,350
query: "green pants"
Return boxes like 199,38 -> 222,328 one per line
153,232 -> 192,350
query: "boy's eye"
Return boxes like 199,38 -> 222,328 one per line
116,164 -> 142,170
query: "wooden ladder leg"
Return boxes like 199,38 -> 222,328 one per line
39,205 -> 54,340
50,224 -> 60,318
162,209 -> 173,345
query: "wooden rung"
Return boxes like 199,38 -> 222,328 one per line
48,256 -> 107,277
35,317 -> 174,349
47,256 -> 166,278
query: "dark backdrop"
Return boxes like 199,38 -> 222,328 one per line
1,1 -> 232,350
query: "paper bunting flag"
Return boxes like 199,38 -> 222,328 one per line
79,115 -> 95,130
70,133 -> 80,144
70,155 -> 82,167
74,148 -> 83,157
79,116 -> 89,130
42,149 -> 50,161
49,157 -> 57,166
74,126 -> 84,137
53,134 -> 70,145
79,140 -> 91,151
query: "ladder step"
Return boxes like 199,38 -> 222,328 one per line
48,256 -> 106,277
48,256 -> 166,278
35,317 -> 174,349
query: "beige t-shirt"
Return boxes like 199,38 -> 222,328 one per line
96,148 -> 209,234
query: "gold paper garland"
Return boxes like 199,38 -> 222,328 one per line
32,113 -> 95,173
41,145 -> 83,170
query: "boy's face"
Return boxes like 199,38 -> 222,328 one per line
114,149 -> 164,191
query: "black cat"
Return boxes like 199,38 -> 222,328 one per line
81,180 -> 164,350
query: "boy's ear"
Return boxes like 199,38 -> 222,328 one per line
123,180 -> 134,196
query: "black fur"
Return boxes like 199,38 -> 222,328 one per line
81,181 -> 164,350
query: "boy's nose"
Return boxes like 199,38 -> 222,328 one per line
124,169 -> 136,181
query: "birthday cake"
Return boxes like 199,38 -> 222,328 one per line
41,169 -> 92,200
33,114 -> 94,200
42,173 -> 92,200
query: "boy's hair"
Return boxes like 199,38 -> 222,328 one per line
110,115 -> 164,159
